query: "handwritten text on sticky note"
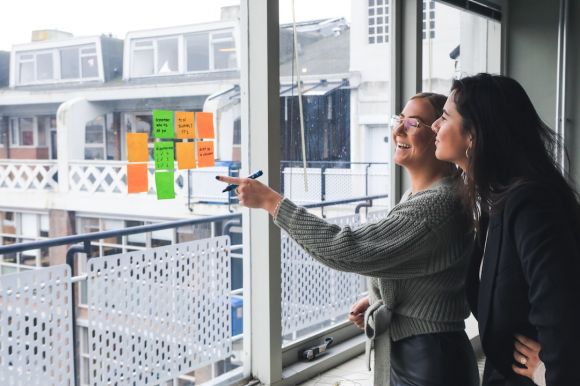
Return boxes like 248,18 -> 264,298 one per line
197,141 -> 215,168
175,111 -> 195,139
154,141 -> 175,170
153,110 -> 174,138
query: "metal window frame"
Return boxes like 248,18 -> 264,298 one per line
242,1 -> 408,384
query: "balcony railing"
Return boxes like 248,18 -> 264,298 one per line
0,159 -> 390,208
0,159 -> 58,190
0,194 -> 388,386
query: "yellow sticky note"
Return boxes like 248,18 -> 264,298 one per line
196,112 -> 215,139
175,111 -> 195,139
176,142 -> 196,170
196,141 -> 215,168
127,133 -> 149,162
127,163 -> 148,193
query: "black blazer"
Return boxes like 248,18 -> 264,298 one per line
466,184 -> 580,386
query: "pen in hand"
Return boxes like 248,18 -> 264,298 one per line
221,170 -> 263,193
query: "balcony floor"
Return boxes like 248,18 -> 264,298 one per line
298,353 -> 486,386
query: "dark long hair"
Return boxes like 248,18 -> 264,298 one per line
451,73 -> 580,228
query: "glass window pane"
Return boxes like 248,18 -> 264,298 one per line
157,38 -> 178,73
213,39 -> 237,70
19,61 -> 34,83
422,1 -> 501,92
19,118 -> 34,146
60,47 -> 80,79
81,55 -> 99,78
132,48 -> 154,76
279,0 -> 390,347
186,33 -> 210,71
36,53 -> 54,80
86,117 -> 105,144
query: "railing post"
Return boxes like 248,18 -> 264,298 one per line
66,241 -> 91,386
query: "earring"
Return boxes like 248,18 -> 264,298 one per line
465,139 -> 473,159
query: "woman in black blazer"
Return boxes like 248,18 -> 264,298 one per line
430,73 -> 580,386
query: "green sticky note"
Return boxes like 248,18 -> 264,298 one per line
155,171 -> 175,200
153,110 -> 174,138
154,141 -> 174,170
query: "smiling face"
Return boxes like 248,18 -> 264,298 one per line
392,98 -> 438,169
431,92 -> 472,171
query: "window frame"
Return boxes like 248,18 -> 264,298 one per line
14,42 -> 101,86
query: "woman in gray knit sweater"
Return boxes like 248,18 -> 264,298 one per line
217,93 -> 479,386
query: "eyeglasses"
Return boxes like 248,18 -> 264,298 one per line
389,115 -> 431,134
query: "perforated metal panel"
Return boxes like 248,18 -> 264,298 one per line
0,266 -> 74,386
281,214 -> 367,336
88,237 -> 231,386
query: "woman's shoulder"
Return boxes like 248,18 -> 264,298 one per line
396,177 -> 463,219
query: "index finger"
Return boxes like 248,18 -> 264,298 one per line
515,334 -> 541,351
216,175 -> 244,185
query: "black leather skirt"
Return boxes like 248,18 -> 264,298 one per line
390,331 -> 480,386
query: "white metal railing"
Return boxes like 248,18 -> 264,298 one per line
0,160 -> 58,191
0,237 -> 235,386
282,164 -> 390,204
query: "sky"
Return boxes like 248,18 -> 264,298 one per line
0,0 -> 351,51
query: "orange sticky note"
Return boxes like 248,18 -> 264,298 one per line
127,133 -> 149,162
196,112 -> 215,139
175,111 -> 195,139
196,141 -> 215,168
127,163 -> 148,193
176,142 -> 196,169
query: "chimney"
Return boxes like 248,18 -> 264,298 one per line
31,30 -> 73,42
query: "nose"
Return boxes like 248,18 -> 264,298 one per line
431,117 -> 441,133
392,122 -> 405,136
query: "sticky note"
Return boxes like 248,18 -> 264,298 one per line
153,110 -> 174,138
154,141 -> 174,170
155,171 -> 175,200
175,111 -> 195,139
127,163 -> 148,193
197,141 -> 215,168
196,112 -> 215,139
176,142 -> 196,169
127,133 -> 149,162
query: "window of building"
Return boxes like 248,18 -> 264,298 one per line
131,37 -> 179,76
368,0 -> 389,44
85,116 -> 106,160
36,52 -> 54,81
131,40 -> 155,76
212,31 -> 237,70
186,33 -> 210,71
0,211 -> 49,274
60,45 -> 99,80
16,43 -> 100,85
422,1 -> 501,93
422,0 -> 436,39
10,117 -> 35,146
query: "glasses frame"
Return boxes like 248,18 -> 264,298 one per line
389,115 -> 432,134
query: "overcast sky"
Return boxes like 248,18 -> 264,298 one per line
0,0 -> 351,51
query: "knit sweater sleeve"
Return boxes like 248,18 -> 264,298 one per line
273,191 -> 452,277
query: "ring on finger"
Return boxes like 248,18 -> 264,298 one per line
235,187 -> 240,195
520,357 -> 527,365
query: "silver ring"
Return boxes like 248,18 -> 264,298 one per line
520,357 -> 527,365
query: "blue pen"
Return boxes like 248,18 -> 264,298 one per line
222,170 -> 263,193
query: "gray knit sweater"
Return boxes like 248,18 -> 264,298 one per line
274,177 -> 473,383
